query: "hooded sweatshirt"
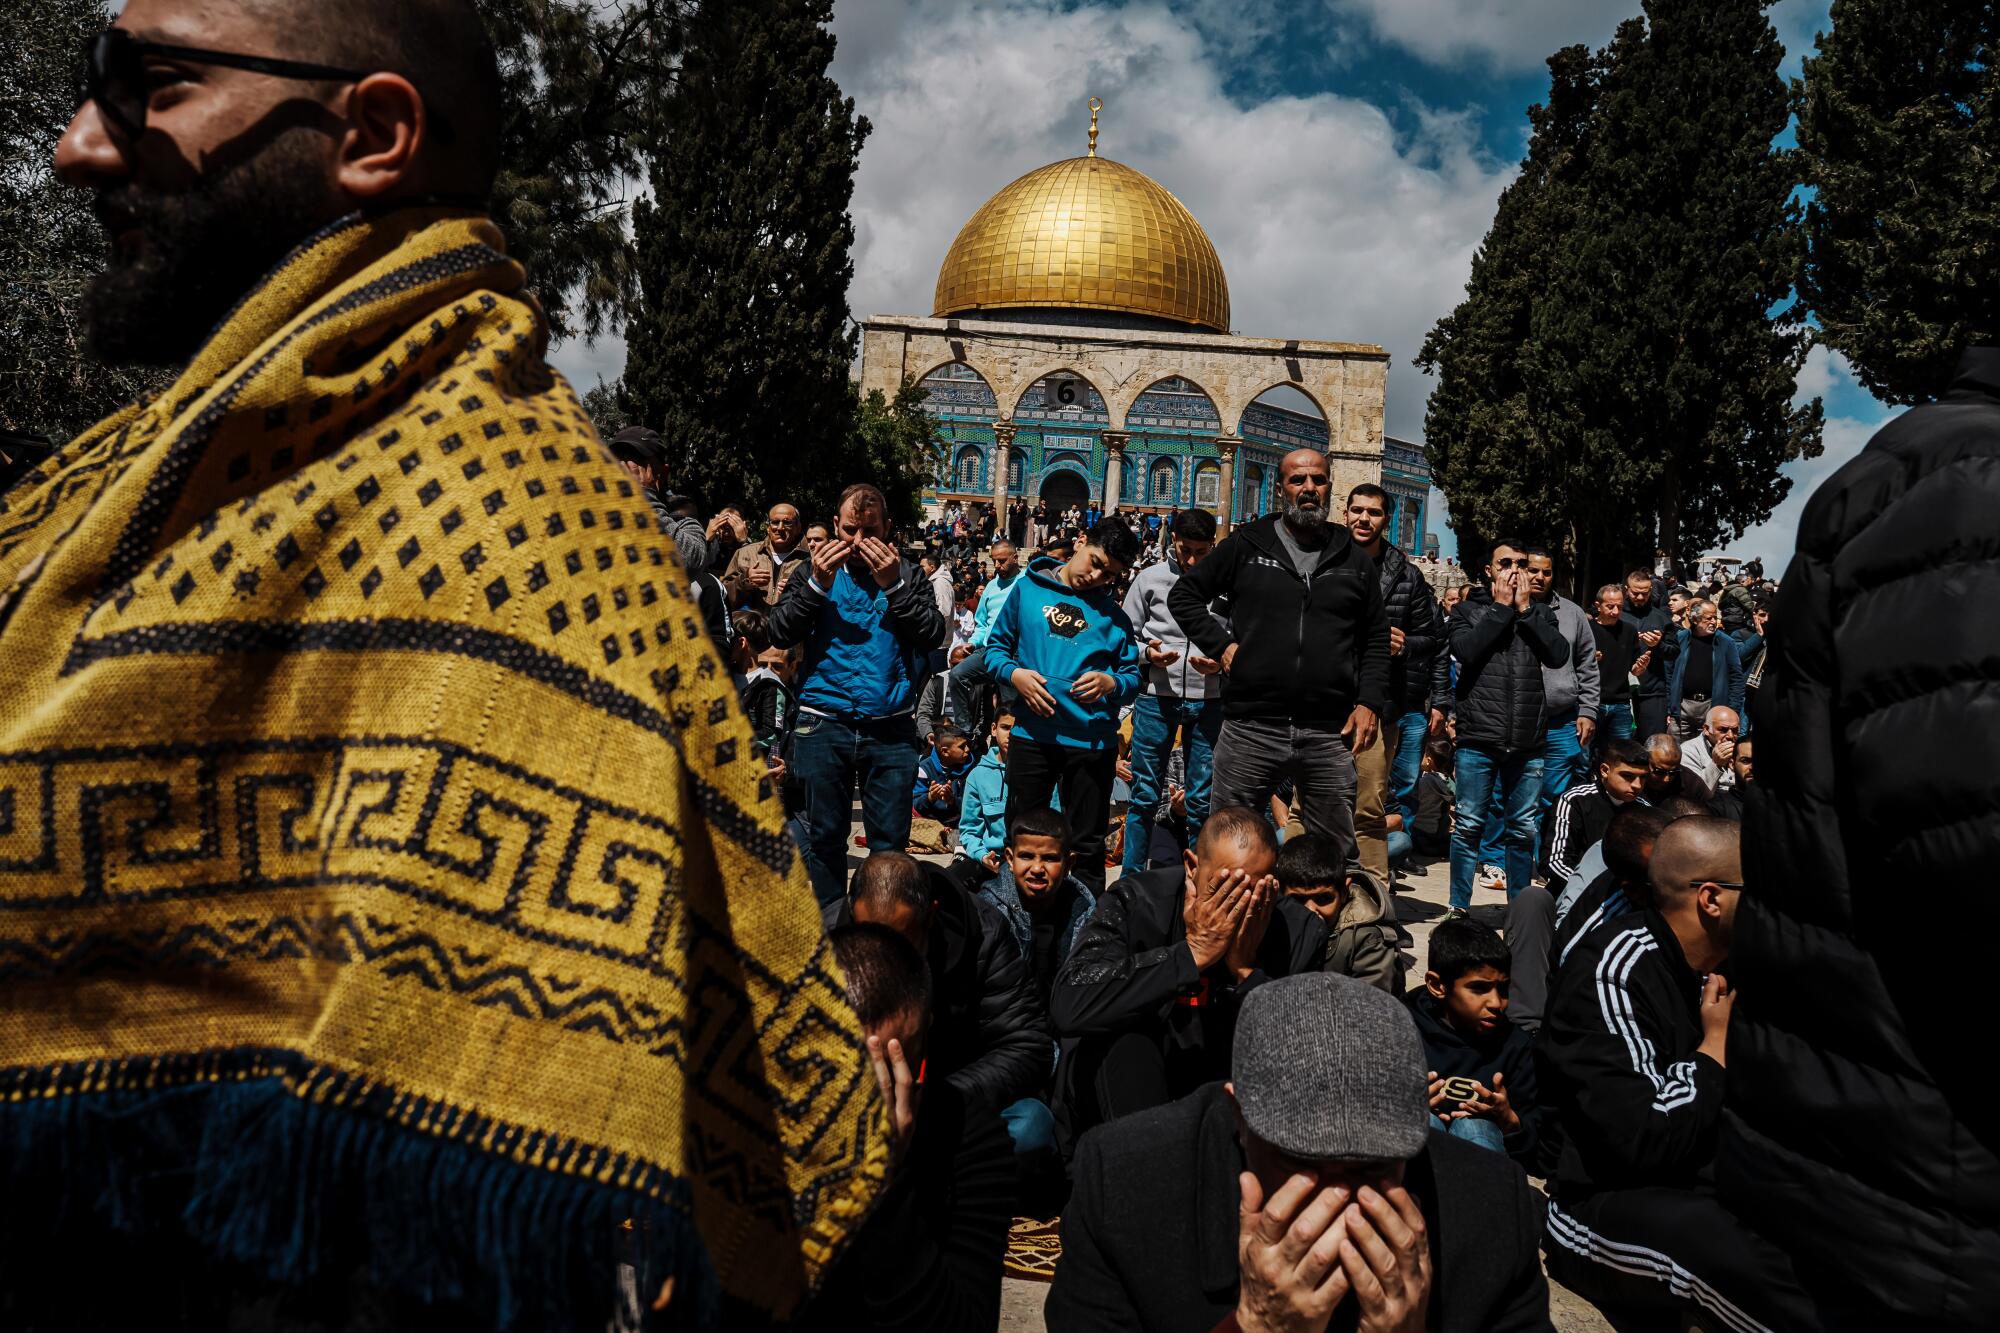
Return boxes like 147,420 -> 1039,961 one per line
1318,868 -> 1402,994
957,748 -> 1060,863
985,558 -> 1143,750
1121,552 -> 1225,701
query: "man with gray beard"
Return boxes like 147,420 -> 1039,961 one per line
1170,449 -> 1391,864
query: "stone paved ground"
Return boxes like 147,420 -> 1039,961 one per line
877,827 -> 1613,1330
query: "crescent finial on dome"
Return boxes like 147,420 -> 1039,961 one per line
1087,97 -> 1102,158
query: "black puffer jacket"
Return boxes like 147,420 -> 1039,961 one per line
1168,515 -> 1390,725
1376,543 -> 1451,718
1718,346 -> 2000,1328
1447,588 -> 1567,753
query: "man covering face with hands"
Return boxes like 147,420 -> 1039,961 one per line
1048,973 -> 1552,1332
1048,807 -> 1327,1141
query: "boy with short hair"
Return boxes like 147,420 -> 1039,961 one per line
1542,736 -> 1651,890
913,721 -> 976,822
1274,833 -> 1402,994
975,808 -> 1097,1180
1409,918 -> 1540,1164
958,707 -> 1020,872
986,517 -> 1144,890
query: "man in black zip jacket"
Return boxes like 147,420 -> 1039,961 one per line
1621,568 -> 1680,740
1539,817 -> 1810,1331
1048,806 -> 1324,1141
1444,538 -> 1568,916
1168,449 -> 1391,866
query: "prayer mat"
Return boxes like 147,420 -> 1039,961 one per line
0,207 -> 887,1329
1005,1214 -> 1064,1283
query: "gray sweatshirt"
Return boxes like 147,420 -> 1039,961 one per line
1540,592 -> 1602,722
1122,555 -> 1225,701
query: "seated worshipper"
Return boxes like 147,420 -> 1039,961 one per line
1274,833 -> 1402,994
1707,736 -> 1753,822
1409,919 -> 1541,1167
912,720 -> 976,822
985,517 -> 1145,892
1049,807 -> 1325,1139
1541,736 -> 1652,892
975,808 -> 1097,1174
1047,974 -> 1551,1333
1504,735 -> 1654,1033
1641,732 -> 1710,805
829,854 -> 1050,1137
1549,799 -> 1703,976
0,1 -> 887,1326
1677,705 -> 1741,799
1539,818 -> 1810,1331
796,925 -> 1011,1333
956,705 -> 1021,876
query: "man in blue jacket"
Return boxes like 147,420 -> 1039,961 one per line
1665,601 -> 1745,738
986,517 -> 1145,892
769,483 -> 949,906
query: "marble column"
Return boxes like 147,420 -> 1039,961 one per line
1101,431 -> 1129,515
992,420 -> 1015,521
1216,435 -> 1241,536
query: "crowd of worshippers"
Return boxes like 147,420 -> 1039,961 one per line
610,433 -> 1804,1330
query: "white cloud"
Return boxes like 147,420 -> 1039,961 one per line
829,0 -> 1514,439
1322,0 -> 1618,72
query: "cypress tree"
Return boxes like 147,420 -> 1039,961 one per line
1422,1 -> 1821,580
620,0 -> 870,520
1417,42 -> 1605,570
1797,1 -> 2000,403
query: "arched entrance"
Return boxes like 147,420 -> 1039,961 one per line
1039,469 -> 1089,516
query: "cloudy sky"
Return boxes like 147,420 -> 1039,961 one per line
550,0 -> 1898,569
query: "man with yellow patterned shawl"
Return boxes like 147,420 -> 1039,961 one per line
0,0 -> 887,1327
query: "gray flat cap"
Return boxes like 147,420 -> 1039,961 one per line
1232,972 -> 1429,1162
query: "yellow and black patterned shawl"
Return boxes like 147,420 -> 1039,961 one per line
0,208 -> 887,1326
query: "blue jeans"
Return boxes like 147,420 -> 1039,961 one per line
1531,711 -> 1590,867
1430,1112 -> 1507,1154
1121,694 -> 1221,875
1388,828 -> 1412,865
791,712 -> 920,907
1450,744 -> 1543,910
1388,709 -> 1429,820
1597,701 -> 1635,746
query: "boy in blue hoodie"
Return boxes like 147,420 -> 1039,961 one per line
912,722 -> 975,821
986,517 -> 1144,891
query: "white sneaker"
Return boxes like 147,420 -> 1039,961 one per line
1476,864 -> 1507,893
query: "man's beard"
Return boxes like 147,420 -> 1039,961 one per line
82,130 -> 341,368
1281,494 -> 1329,539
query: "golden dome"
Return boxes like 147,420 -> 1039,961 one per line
933,152 -> 1231,333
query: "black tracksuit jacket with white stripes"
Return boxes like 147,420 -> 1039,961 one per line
1537,908 -> 1724,1198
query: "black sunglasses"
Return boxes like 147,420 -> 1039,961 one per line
84,30 -> 366,139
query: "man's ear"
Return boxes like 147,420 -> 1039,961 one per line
1424,969 -> 1446,1000
1183,847 -> 1200,881
335,73 -> 426,200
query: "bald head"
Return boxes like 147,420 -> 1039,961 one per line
1647,816 -> 1741,908
1647,734 -> 1682,765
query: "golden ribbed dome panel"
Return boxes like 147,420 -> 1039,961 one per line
933,156 -> 1231,332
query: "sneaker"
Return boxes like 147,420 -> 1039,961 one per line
1438,908 -> 1469,925
1476,864 -> 1507,894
